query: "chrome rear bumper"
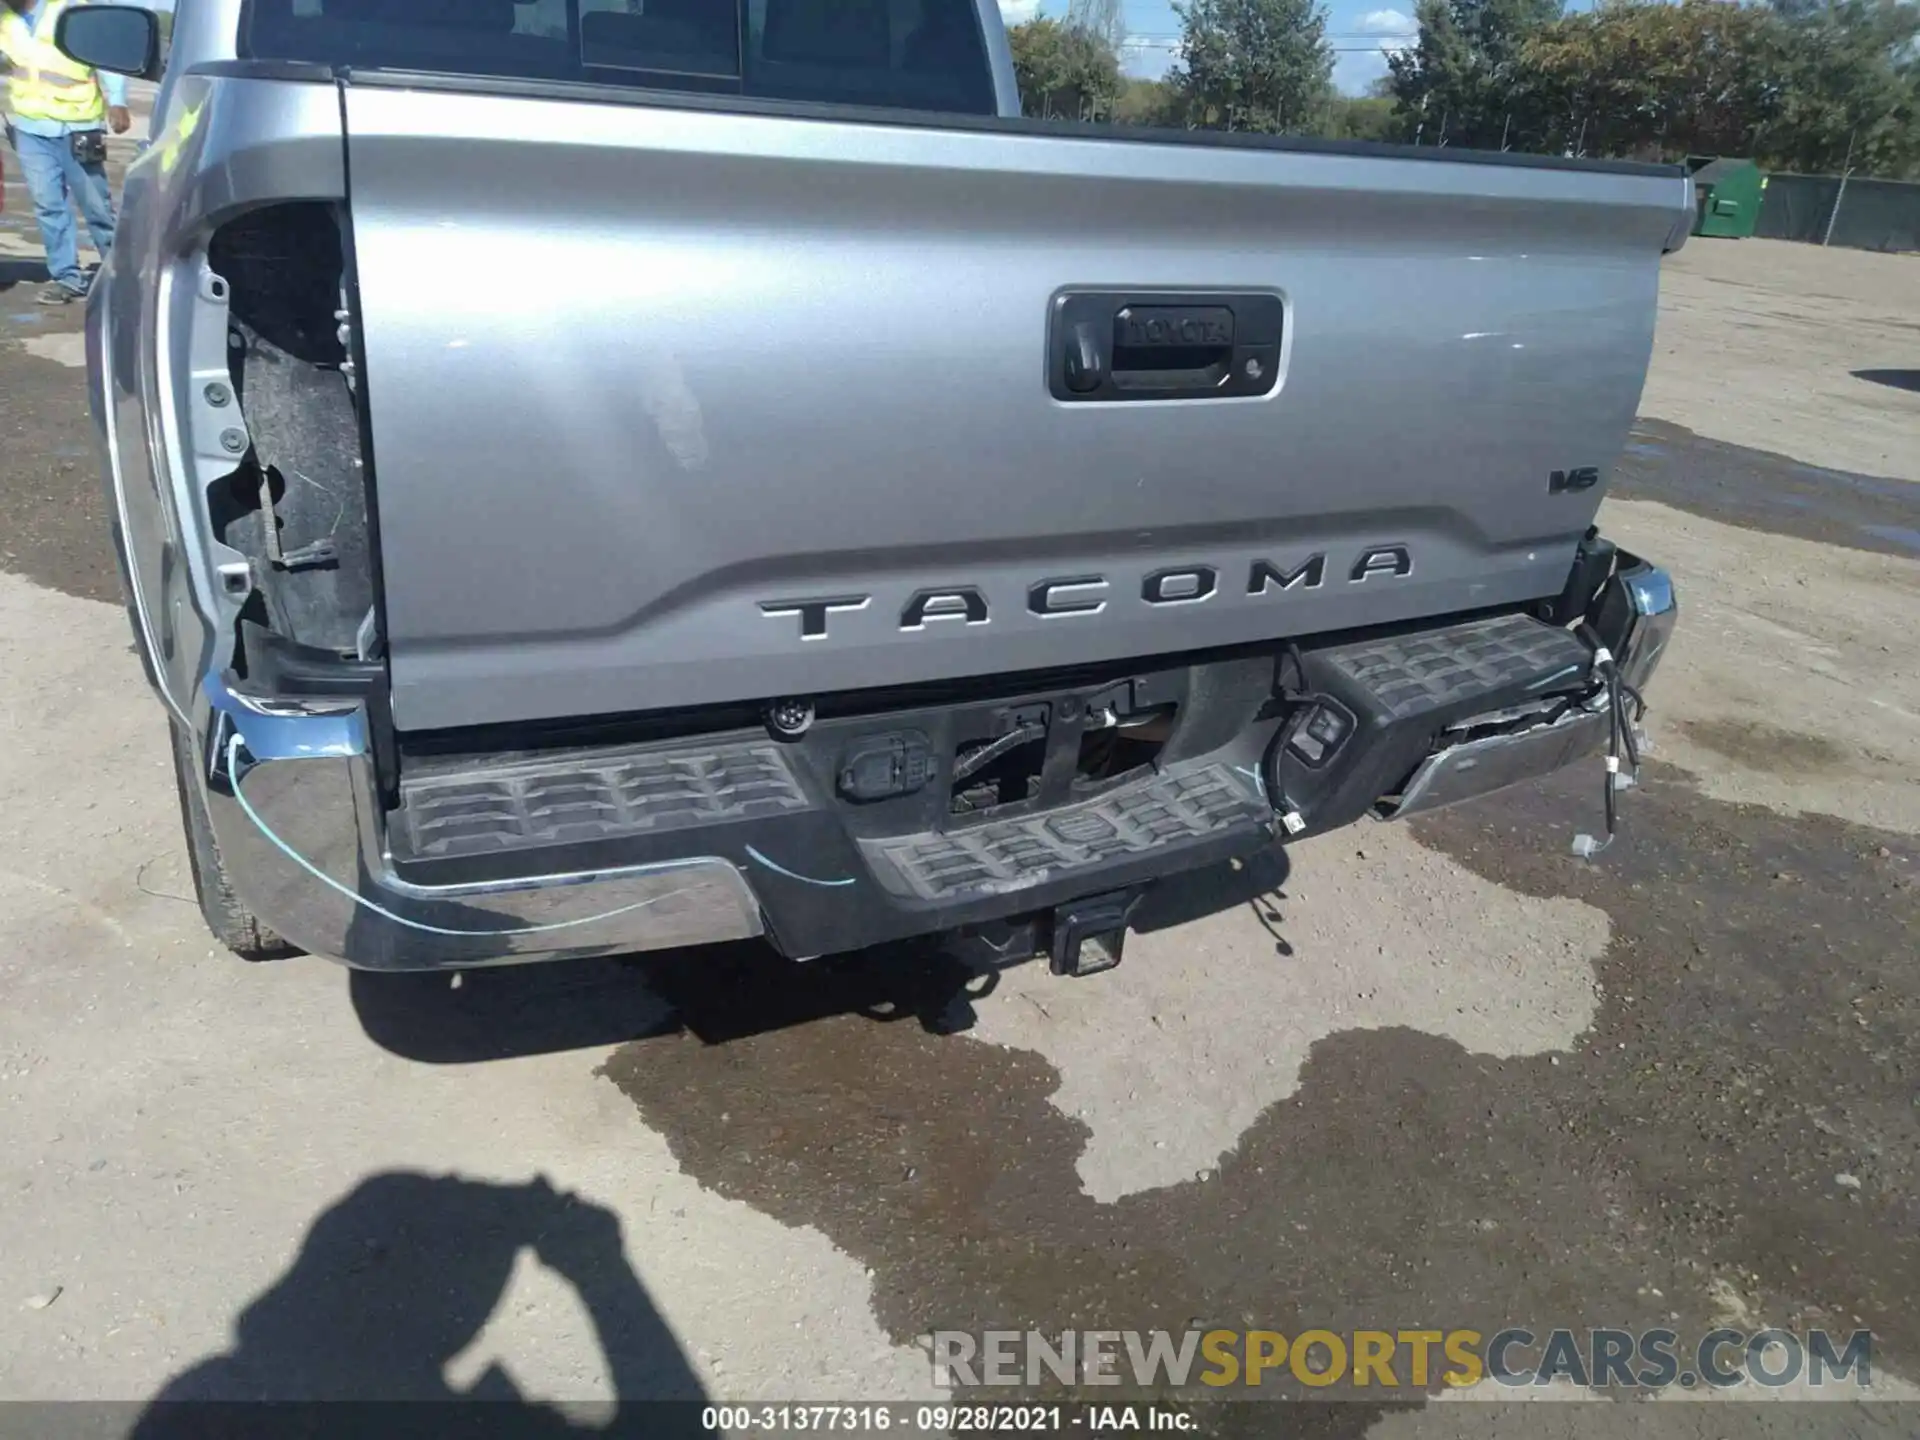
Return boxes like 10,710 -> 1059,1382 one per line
196,677 -> 765,970
1388,707 -> 1612,820
187,553 -> 1676,971
1384,552 -> 1677,822
1605,557 -> 1679,694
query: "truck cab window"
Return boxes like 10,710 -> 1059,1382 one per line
242,0 -> 997,114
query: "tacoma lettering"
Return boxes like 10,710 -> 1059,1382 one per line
1030,577 -> 1110,617
760,547 -> 1413,639
1351,546 -> 1414,582
1143,567 -> 1219,606
759,595 -> 871,640
1248,555 -> 1327,595
901,587 -> 990,630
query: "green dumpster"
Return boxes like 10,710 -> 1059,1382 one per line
1686,156 -> 1766,239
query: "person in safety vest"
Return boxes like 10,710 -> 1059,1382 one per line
1,0 -> 131,305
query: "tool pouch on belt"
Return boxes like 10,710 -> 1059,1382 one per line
71,129 -> 108,167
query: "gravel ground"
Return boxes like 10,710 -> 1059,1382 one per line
1640,238 -> 1920,485
1,123 -> 1915,1440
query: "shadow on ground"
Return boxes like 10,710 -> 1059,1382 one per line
128,1171 -> 706,1436
0,256 -> 50,291
1852,369 -> 1920,394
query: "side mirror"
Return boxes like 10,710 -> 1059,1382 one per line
55,5 -> 163,82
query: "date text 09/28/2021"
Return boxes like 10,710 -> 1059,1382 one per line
701,1406 -> 1187,1433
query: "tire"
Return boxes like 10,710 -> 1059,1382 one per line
168,723 -> 302,962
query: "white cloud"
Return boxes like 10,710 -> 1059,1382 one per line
998,0 -> 1044,22
1336,7 -> 1414,93
1357,7 -> 1414,31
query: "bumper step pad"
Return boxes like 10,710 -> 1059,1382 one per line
862,764 -> 1267,903
1269,611 -> 1600,841
395,741 -> 808,860
1315,613 -> 1593,722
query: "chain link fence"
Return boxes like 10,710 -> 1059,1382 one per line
1756,172 -> 1920,254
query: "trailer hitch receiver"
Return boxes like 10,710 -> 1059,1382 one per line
1049,889 -> 1145,978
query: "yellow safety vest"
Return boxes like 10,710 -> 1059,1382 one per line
0,0 -> 106,128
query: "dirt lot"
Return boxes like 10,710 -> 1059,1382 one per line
2,119 -> 1917,1436
1643,237 -> 1920,484
1612,242 -> 1920,838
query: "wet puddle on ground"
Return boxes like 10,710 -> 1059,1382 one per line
1617,419 -> 1920,556
600,765 -> 1919,1415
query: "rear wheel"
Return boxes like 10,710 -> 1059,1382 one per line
168,724 -> 301,962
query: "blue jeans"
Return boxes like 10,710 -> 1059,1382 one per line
8,125 -> 117,292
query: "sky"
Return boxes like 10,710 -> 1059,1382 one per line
998,0 -> 1419,95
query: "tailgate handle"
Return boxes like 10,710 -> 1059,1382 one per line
1049,291 -> 1283,405
1111,306 -> 1234,391
1064,320 -> 1107,394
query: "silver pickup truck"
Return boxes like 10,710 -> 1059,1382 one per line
65,0 -> 1681,976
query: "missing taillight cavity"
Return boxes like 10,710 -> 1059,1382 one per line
205,203 -> 373,659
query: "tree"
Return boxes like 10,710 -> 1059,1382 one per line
1387,0 -> 1563,149
1113,78 -> 1181,126
1325,94 -> 1399,142
1362,0 -> 1917,174
1169,0 -> 1336,133
1008,16 -> 1125,121
1522,0 -> 1789,161
1763,0 -> 1920,177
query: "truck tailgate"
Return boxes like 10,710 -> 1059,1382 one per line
342,85 -> 1687,732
